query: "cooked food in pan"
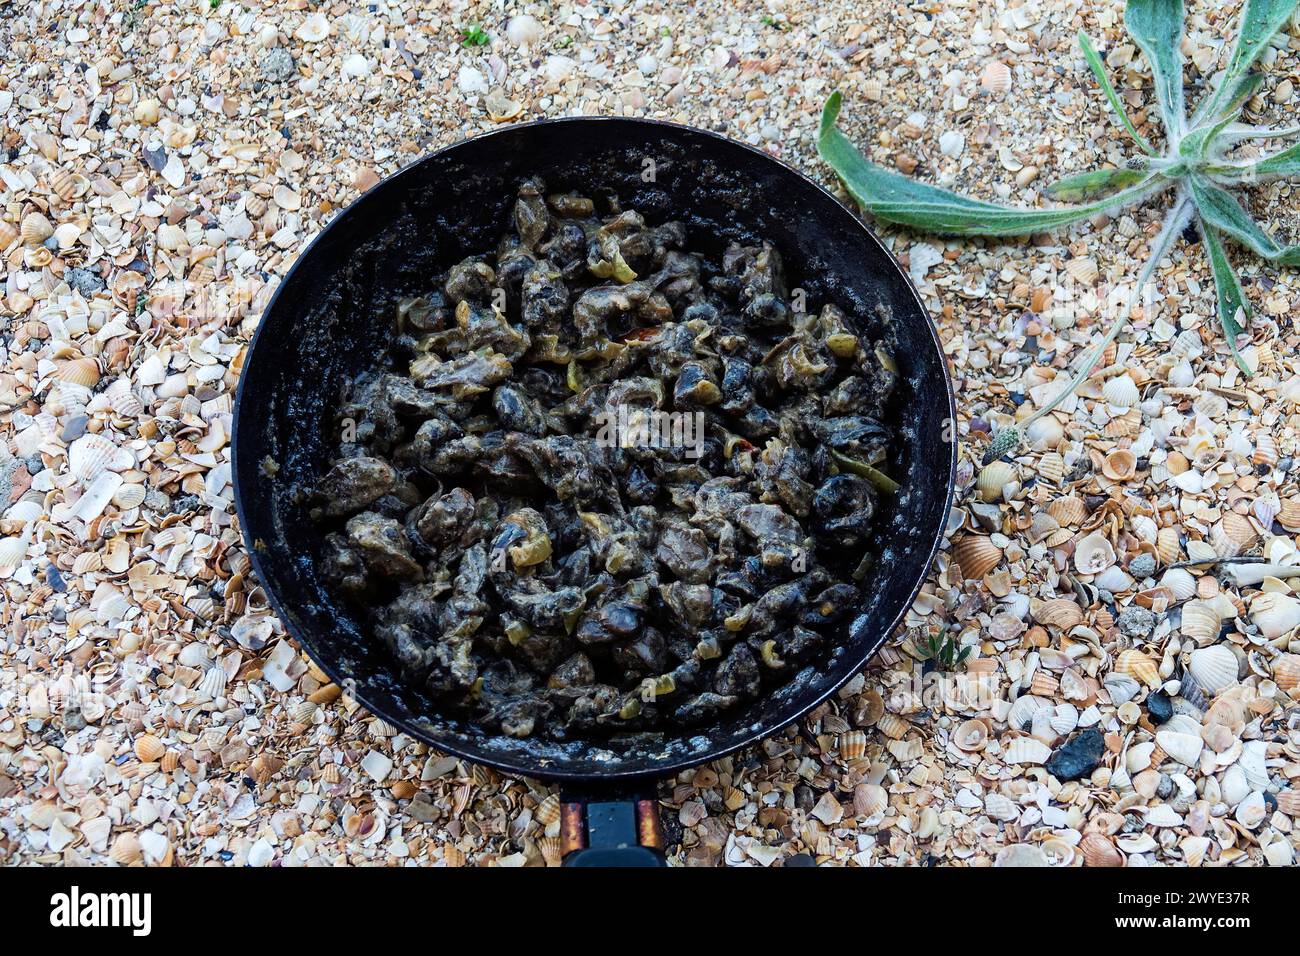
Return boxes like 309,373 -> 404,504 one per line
310,180 -> 899,740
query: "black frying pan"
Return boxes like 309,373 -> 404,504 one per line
231,117 -> 955,866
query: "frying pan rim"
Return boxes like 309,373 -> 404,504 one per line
231,114 -> 957,783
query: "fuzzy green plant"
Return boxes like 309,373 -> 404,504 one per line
819,0 -> 1300,462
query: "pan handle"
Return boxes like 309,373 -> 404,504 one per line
559,788 -> 667,867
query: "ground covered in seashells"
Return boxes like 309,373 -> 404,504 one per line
2,0 -> 1299,867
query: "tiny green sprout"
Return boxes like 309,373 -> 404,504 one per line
819,0 -> 1300,460
761,14 -> 785,30
918,631 -> 972,671
460,24 -> 490,48
208,0 -> 221,9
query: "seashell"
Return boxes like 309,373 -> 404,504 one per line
1220,765 -> 1249,807
1130,514 -> 1158,544
0,535 -> 28,569
296,12 -> 330,42
134,734 -> 165,763
1080,832 -> 1123,867
1065,256 -> 1099,285
0,219 -> 18,249
1254,432 -> 1279,468
1179,599 -> 1222,645
1050,704 -> 1079,736
1273,654 -> 1300,693
25,246 -> 53,268
111,482 -> 147,510
49,167 -> 88,201
839,729 -> 868,760
1102,449 -> 1136,481
953,534 -> 1002,579
1281,498 -> 1300,531
109,831 -> 142,865
1073,531 -> 1116,574
1005,736 -> 1052,765
160,751 -> 180,774
1034,597 -> 1083,630
976,460 -> 1017,502
55,356 -> 101,389
1248,591 -> 1300,639
1008,694 -> 1050,730
980,60 -> 1012,94
1155,526 -> 1181,564
855,783 -> 887,818
21,211 -> 54,245
1193,391 -> 1228,420
1155,730 -> 1203,767
1116,649 -> 1160,688
952,718 -> 988,752
105,378 -> 144,417
536,793 -> 561,827
1235,790 -> 1266,829
68,433 -> 121,485
1036,452 -> 1065,484
198,665 -> 227,699
1025,415 -> 1063,450
1159,567 -> 1197,601
1277,791 -> 1300,816
876,713 -> 910,740
1102,374 -> 1139,408
1188,644 -> 1238,694
1046,496 -> 1087,526
539,836 -> 564,866
984,792 -> 1019,822
1239,740 -> 1269,790
290,700 -> 318,723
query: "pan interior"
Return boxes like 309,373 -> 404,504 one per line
232,120 -> 953,780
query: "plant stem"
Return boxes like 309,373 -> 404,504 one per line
1020,190 -> 1194,431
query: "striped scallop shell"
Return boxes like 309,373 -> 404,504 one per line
1188,644 -> 1238,694
980,60 -> 1012,94
1179,600 -> 1222,645
1065,256 -> 1099,285
1081,833 -> 1123,867
1046,496 -> 1087,526
1155,526 -> 1181,564
1034,597 -> 1083,630
0,535 -> 28,568
1102,374 -> 1140,408
55,356 -> 101,389
953,534 -> 1003,579
105,378 -> 144,417
1116,649 -> 1160,687
21,211 -> 54,245
876,713 -> 910,740
839,729 -> 868,760
1036,451 -> 1065,484
1005,736 -> 1052,765
1272,654 -> 1300,693
0,219 -> 18,249
1254,432 -> 1279,468
68,433 -> 120,485
111,482 -> 146,509
1159,567 -> 1198,601
1008,694 -> 1050,730
855,783 -> 888,818
1130,514 -> 1158,544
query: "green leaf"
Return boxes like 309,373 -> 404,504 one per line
1189,175 -> 1300,262
1078,31 -> 1157,155
1190,71 -> 1265,126
818,93 -> 1168,237
1125,0 -> 1187,136
1044,167 -> 1151,201
1219,140 -> 1300,180
1200,220 -> 1253,374
1198,0 -> 1300,118
1179,113 -> 1237,161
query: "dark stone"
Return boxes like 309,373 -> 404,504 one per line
1146,689 -> 1174,725
1045,726 -> 1105,782
783,852 -> 818,867
65,267 -> 105,297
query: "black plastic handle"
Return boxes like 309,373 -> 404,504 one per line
559,791 -> 667,867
